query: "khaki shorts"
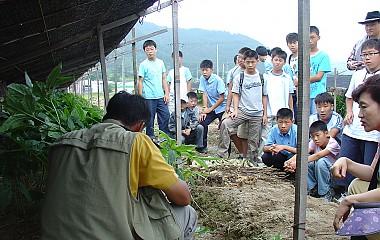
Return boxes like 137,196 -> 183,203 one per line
237,122 -> 248,139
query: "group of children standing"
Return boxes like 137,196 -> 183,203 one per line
137,26 -> 380,202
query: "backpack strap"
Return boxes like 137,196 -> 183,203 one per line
239,72 -> 244,96
259,73 -> 264,95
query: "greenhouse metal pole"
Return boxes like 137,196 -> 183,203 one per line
293,0 -> 310,239
97,25 -> 109,106
172,0 -> 181,145
114,49 -> 118,94
132,28 -> 138,94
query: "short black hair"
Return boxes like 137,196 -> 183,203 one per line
276,108 -> 293,120
256,46 -> 268,56
187,91 -> 197,100
243,50 -> 258,60
352,74 -> 380,106
314,92 -> 334,105
200,59 -> 213,69
309,120 -> 328,135
361,39 -> 380,52
171,50 -> 183,58
310,26 -> 320,36
233,55 -> 238,64
286,33 -> 298,43
272,49 -> 287,62
269,47 -> 282,57
143,39 -> 156,50
103,91 -> 151,127
238,47 -> 251,55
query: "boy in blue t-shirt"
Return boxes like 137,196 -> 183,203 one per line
198,60 -> 227,150
138,39 -> 170,139
262,108 -> 297,171
309,92 -> 343,143
308,26 -> 331,114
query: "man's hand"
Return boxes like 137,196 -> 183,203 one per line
330,157 -> 348,180
344,111 -> 354,125
347,61 -> 363,71
284,155 -> 296,172
182,129 -> 191,136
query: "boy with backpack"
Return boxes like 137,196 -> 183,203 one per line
218,50 -> 267,166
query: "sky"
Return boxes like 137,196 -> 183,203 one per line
143,0 -> 378,71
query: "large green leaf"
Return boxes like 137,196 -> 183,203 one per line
17,182 -> 32,203
0,114 -> 32,132
25,72 -> 33,87
0,184 -> 12,209
45,63 -> 62,90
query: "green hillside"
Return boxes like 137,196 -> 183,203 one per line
110,22 -> 264,80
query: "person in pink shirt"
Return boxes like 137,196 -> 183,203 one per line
284,120 -> 340,202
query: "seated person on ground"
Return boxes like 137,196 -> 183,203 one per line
309,92 -> 343,144
169,95 -> 205,153
284,120 -> 340,202
41,92 -> 197,240
262,108 -> 297,171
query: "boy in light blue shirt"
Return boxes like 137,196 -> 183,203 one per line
262,108 -> 297,171
308,26 -> 331,114
138,40 -> 170,139
198,60 -> 226,150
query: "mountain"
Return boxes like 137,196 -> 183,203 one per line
117,22 -> 264,79
96,22 -> 351,89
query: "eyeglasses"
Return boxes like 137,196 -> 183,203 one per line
360,52 -> 380,58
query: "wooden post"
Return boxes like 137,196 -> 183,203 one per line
293,0 -> 310,239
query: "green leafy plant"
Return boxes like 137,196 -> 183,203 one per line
335,94 -> 346,118
157,130 -> 217,185
0,63 -> 104,213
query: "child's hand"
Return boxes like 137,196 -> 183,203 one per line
164,93 -> 170,104
284,157 -> 296,172
230,110 -> 238,119
202,107 -> 211,114
262,115 -> 268,125
198,113 -> 207,122
182,129 -> 191,136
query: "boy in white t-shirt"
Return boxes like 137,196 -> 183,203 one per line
167,51 -> 192,114
285,121 -> 340,202
259,49 -> 294,159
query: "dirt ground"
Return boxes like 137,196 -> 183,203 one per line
0,121 -> 350,240
191,121 -> 349,240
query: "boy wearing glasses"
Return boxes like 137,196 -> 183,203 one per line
262,108 -> 297,171
336,39 -> 380,199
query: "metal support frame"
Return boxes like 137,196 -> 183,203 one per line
171,0 -> 182,145
132,28 -> 138,94
293,0 -> 310,239
97,25 -> 110,106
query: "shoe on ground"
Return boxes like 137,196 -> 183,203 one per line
307,186 -> 318,197
320,188 -> 335,202
195,147 -> 207,154
337,191 -> 348,203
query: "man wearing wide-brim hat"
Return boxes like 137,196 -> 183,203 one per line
347,11 -> 380,71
